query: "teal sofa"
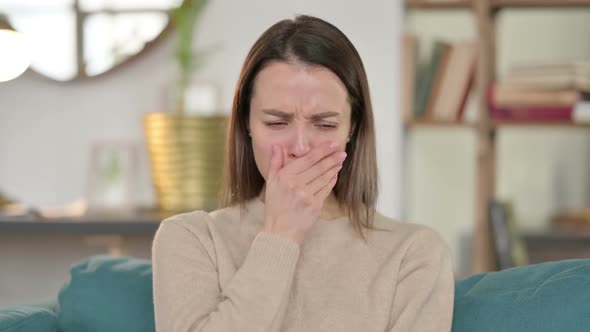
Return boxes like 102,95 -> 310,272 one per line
1,255 -> 589,332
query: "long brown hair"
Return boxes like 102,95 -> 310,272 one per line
221,15 -> 378,237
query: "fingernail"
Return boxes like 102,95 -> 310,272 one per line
338,152 -> 347,161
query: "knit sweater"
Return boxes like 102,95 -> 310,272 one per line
152,198 -> 454,332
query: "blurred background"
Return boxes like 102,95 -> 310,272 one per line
1,0 -> 590,309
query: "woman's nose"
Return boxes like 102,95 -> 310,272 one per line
287,127 -> 311,159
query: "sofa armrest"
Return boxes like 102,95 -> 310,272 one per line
0,305 -> 58,332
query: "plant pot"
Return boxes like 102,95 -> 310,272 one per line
143,112 -> 228,212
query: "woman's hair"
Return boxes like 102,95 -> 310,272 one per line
220,14 -> 378,236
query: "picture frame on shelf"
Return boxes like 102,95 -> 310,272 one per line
85,141 -> 138,213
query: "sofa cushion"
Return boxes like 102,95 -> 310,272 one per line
452,259 -> 590,332
0,305 -> 58,332
57,255 -> 155,332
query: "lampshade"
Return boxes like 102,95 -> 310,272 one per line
0,15 -> 30,82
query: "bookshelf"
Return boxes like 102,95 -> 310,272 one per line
492,0 -> 590,8
404,0 -> 590,274
408,120 -> 590,129
407,0 -> 590,9
492,122 -> 590,128
406,0 -> 471,9
406,119 -> 476,128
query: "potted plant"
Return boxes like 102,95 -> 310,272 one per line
143,0 -> 227,213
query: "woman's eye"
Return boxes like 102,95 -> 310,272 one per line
318,124 -> 337,129
265,122 -> 287,128
264,122 -> 337,130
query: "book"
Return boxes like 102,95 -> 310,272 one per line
503,61 -> 590,92
489,200 -> 529,270
487,86 -> 573,122
424,44 -> 452,119
414,40 -> 451,119
490,85 -> 579,108
490,106 -> 573,122
573,101 -> 590,123
553,209 -> 590,233
509,61 -> 590,76
428,41 -> 477,121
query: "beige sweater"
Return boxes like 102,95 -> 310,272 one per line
152,198 -> 454,332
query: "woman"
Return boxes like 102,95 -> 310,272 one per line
153,15 -> 454,332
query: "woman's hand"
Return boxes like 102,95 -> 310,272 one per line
263,141 -> 346,244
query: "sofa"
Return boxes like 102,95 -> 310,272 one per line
1,255 -> 589,332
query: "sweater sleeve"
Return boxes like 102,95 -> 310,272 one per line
388,228 -> 455,332
152,213 -> 301,332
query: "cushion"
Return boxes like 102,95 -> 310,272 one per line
452,259 -> 590,332
57,255 -> 155,332
0,305 -> 57,332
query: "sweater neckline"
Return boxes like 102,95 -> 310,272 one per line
244,197 -> 349,225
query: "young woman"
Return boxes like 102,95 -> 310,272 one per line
153,14 -> 454,332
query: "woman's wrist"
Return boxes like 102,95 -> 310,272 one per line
262,224 -> 304,245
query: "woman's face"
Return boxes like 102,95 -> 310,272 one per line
249,61 -> 351,181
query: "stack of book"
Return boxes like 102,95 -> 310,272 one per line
402,35 -> 478,123
488,61 -> 590,123
553,208 -> 590,233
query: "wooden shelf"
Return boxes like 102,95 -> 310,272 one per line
407,0 -> 590,9
405,119 -> 590,129
405,119 -> 475,127
493,0 -> 590,8
492,121 -> 590,128
0,211 -> 164,235
406,0 -> 471,9
0,219 -> 160,235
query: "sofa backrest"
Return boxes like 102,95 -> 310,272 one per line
57,255 -> 154,332
452,259 -> 590,332
0,305 -> 58,332
56,255 -> 590,332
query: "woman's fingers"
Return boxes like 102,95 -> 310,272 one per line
315,174 -> 338,202
300,150 -> 346,185
263,142 -> 342,244
272,142 -> 344,202
281,141 -> 339,174
308,163 -> 342,195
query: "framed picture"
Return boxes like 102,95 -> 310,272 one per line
86,141 -> 138,212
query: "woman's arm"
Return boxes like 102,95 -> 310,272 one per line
388,228 -> 455,332
152,213 -> 300,332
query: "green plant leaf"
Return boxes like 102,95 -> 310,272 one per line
170,0 -> 213,114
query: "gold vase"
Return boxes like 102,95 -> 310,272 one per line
143,113 -> 228,212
